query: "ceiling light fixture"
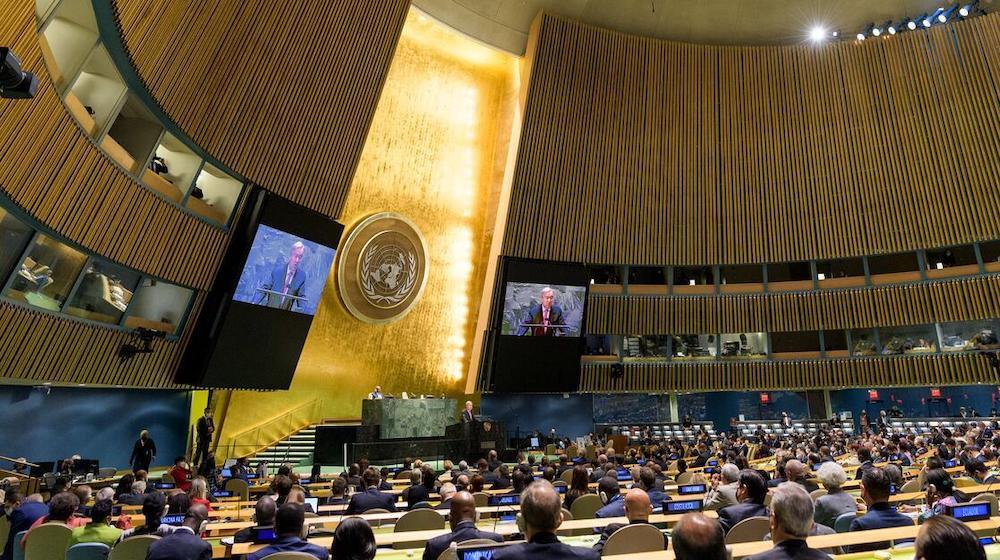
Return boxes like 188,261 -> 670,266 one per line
809,25 -> 828,42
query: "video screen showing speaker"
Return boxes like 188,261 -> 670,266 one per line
178,189 -> 344,389
232,225 -> 336,315
500,282 -> 586,337
487,259 -> 589,393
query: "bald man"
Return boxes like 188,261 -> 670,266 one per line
672,513 -> 728,560
147,504 -> 212,560
422,491 -> 503,560
234,496 -> 276,543
784,460 -> 819,493
494,481 -> 598,559
592,489 -> 668,554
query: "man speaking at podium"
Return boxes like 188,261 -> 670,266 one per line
262,241 -> 307,311
517,286 -> 566,336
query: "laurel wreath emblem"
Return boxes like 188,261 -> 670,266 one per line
360,244 -> 418,307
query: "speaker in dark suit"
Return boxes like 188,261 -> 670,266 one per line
345,487 -> 396,514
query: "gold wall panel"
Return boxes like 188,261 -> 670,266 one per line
587,275 -> 1000,334
503,13 -> 1000,265
112,0 -> 411,218
218,10 -> 519,438
0,0 -> 228,290
580,354 -> 1000,392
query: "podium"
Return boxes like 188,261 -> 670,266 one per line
361,398 -> 456,439
254,288 -> 307,311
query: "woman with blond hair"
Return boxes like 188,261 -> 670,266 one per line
188,477 -> 212,511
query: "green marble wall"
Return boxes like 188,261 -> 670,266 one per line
362,398 -> 457,439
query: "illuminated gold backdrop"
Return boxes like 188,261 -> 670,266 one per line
218,10 -> 518,447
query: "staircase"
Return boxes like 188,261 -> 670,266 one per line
247,424 -> 317,474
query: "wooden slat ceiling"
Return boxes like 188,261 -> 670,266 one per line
504,13 -> 1000,266
112,0 -> 412,218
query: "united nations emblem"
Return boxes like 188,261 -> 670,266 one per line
337,213 -> 428,323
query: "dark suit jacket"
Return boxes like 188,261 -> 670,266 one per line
345,488 -> 397,514
592,520 -> 668,555
196,416 -> 214,441
517,305 -> 566,336
846,503 -> 914,552
265,264 -> 307,310
402,485 -> 430,508
493,531 -> 600,560
422,521 -> 503,560
1,501 -> 47,560
854,461 -> 874,480
117,493 -> 146,505
718,501 -> 769,534
744,539 -> 831,560
146,528 -> 212,560
491,476 -> 511,490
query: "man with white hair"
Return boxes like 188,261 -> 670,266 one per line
704,463 -> 740,510
517,286 -> 566,336
813,462 -> 857,529
435,482 -> 457,511
264,240 -> 308,310
95,487 -> 115,502
745,483 -> 831,560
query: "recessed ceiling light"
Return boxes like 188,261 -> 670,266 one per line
809,26 -> 828,42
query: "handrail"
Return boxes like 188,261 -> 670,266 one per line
219,399 -> 321,463
227,399 -> 321,441
0,455 -> 39,467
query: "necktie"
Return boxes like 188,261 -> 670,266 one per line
543,309 -> 549,333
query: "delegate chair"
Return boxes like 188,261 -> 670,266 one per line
108,535 -> 159,560
834,512 -> 857,533
601,524 -> 667,556
472,492 -> 489,507
24,523 -> 72,560
98,467 -> 117,479
66,543 -> 110,560
972,493 -> 999,516
260,553 -> 321,560
810,489 -> 828,501
725,517 -> 770,545
569,494 -> 603,520
393,509 -> 445,549
160,473 -> 174,483
676,472 -> 695,485
437,540 -> 510,560
561,508 -> 573,521
359,508 -> 390,528
225,478 -> 250,501
11,531 -> 27,560
560,470 -> 574,484
0,516 -> 9,554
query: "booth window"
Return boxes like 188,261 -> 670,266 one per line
937,320 -> 998,353
980,240 -> 1000,270
672,334 -> 716,359
123,279 -> 193,335
816,257 -> 865,288
629,266 -> 666,285
104,93 -> 164,174
186,163 -> 243,225
588,265 -> 623,285
720,332 -> 767,359
0,209 -> 34,281
624,335 -> 669,359
850,329 -> 879,356
66,45 -> 126,137
771,330 -> 821,358
868,252 -> 920,285
65,260 -> 140,324
926,245 -> 977,270
583,334 -> 615,356
673,266 -> 714,286
37,0 -> 98,90
4,234 -> 87,311
767,261 -> 812,287
823,330 -> 848,357
879,324 -> 936,355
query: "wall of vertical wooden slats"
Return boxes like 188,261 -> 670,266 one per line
504,13 -> 1000,265
580,354 -> 999,392
587,275 -> 1000,334
111,0 -> 412,218
0,0 -> 227,290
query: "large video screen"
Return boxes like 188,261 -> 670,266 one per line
232,225 -> 336,316
500,282 -> 586,337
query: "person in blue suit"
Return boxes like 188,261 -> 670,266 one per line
146,504 -> 212,560
423,491 -> 503,560
261,241 -> 307,311
718,470 -> 769,534
494,481 -> 599,560
516,287 -> 566,336
245,503 -> 328,560
1,492 -> 47,560
594,477 -> 625,518
344,468 -> 397,514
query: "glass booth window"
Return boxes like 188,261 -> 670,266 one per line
823,329 -> 848,354
938,320 -> 999,352
0,209 -> 34,281
851,329 -> 879,356
925,245 -> 977,270
65,260 -> 140,324
4,234 -> 87,311
979,241 -> 1000,266
771,331 -> 821,356
629,266 -> 666,285
879,324 -> 936,355
673,266 -> 714,286
588,265 -> 622,285
719,265 -> 763,285
186,163 -> 242,225
623,335 -> 669,359
672,334 -> 716,359
816,257 -> 864,281
720,332 -> 767,359
868,252 -> 919,275
767,261 -> 812,282
584,334 -> 615,355
124,279 -> 193,335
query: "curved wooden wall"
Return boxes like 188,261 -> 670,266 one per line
112,0 -> 411,218
0,0 -> 227,290
504,13 -> 1000,265
580,353 -> 999,392
587,275 -> 1000,334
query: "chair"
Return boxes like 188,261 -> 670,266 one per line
834,512 -> 857,533
561,508 -> 573,521
972,493 -> 999,516
224,478 -> 250,501
545,444 -> 557,456
676,472 -> 694,485
24,523 -> 72,560
810,489 -> 828,502
601,523 -> 667,556
66,543 -> 111,560
763,493 -> 773,508
569,494 -> 603,520
472,492 -> 489,507
11,531 -> 27,560
0,516 -> 9,558
953,477 -> 977,488
437,540 -> 507,560
160,473 -> 175,483
109,535 -> 159,560
393,509 -> 445,549
724,517 -> 771,544
260,554 -> 321,560
98,467 -> 117,479
560,469 -> 575,484
410,501 -> 432,509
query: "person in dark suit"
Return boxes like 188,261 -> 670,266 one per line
493,481 -> 599,560
461,401 -> 476,424
233,497 -> 276,543
847,467 -> 914,552
744,483 -> 831,560
516,287 -> 567,336
491,465 -> 512,490
129,430 -> 156,472
401,470 -> 430,509
487,450 -> 502,471
593,489 -> 668,555
1,492 -> 47,560
784,460 -> 819,493
246,503 -> 329,560
326,478 -> 349,506
434,483 -> 457,511
146,504 -> 212,560
691,443 -> 712,468
261,241 -> 308,311
718,469 -> 769,534
594,476 -> 625,518
117,481 -> 148,505
854,448 -> 875,480
194,408 -> 214,467
345,469 -> 396,514
423,491 -> 503,560
636,467 -> 668,507
671,513 -> 729,560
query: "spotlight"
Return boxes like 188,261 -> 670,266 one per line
938,5 -> 957,22
809,25 -> 828,42
959,1 -> 977,17
832,31 -> 839,38
856,32 -> 866,41
887,23 -> 897,35
0,47 -> 38,99
872,26 -> 882,37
